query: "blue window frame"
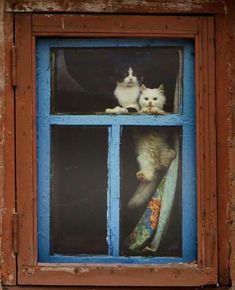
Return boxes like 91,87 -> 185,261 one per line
37,38 -> 196,264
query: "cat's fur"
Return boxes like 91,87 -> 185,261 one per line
105,67 -> 140,114
128,130 -> 176,208
139,84 -> 166,114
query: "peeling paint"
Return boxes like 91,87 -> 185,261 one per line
5,0 -> 227,14
0,0 -> 5,287
22,267 -> 35,275
77,267 -> 90,273
7,274 -> 14,282
39,266 -> 90,274
61,16 -> 65,30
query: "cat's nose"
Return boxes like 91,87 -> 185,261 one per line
149,102 -> 152,105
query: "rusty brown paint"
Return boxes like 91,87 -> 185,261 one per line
0,2 -> 17,287
227,1 -> 235,288
15,13 -> 36,268
32,14 -> 199,36
5,0 -> 227,14
194,17 -> 217,273
2,286 -> 233,290
0,1 -> 234,288
0,0 -> 5,285
17,265 -> 217,286
215,1 -> 235,286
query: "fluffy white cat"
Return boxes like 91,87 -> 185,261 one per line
128,130 -> 176,208
105,67 -> 140,114
139,84 -> 166,114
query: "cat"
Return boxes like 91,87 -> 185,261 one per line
105,67 -> 140,114
128,130 -> 176,208
139,84 -> 166,114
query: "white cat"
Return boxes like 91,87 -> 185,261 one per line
105,67 -> 140,114
128,130 -> 176,208
139,84 -> 166,114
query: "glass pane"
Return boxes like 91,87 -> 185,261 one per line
50,126 -> 108,255
51,45 -> 182,114
120,126 -> 182,257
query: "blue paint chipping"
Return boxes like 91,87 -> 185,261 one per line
37,38 -> 196,264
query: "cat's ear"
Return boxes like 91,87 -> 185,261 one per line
140,84 -> 147,91
158,84 -> 164,92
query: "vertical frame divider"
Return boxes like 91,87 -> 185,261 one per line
108,125 -> 121,257
182,42 -> 197,261
36,40 -> 51,261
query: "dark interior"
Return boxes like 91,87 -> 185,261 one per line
51,46 -> 181,114
50,126 -> 108,255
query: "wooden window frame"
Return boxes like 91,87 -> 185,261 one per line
15,14 -> 216,286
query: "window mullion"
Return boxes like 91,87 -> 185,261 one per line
182,42 -> 196,261
108,125 -> 121,257
182,124 -> 197,261
37,120 -> 51,262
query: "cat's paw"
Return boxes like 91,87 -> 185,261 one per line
120,108 -> 129,114
105,108 -> 114,113
105,106 -> 128,114
136,171 -> 152,182
136,171 -> 146,181
151,107 -> 165,114
149,107 -> 167,115
140,107 -> 151,114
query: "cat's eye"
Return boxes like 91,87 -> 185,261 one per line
144,97 -> 148,100
153,97 -> 157,100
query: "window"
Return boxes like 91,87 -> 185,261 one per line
37,38 -> 196,263
16,15 -> 217,286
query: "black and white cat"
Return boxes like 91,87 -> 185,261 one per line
105,67 -> 140,114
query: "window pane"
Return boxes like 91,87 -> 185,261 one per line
120,126 -> 182,257
50,126 -> 108,255
51,44 -> 182,114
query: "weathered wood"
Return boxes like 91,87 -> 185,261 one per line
2,286 -> 232,290
15,13 -> 36,268
32,14 -> 199,36
0,0 -> 5,285
0,0 -> 234,288
0,7 -> 17,287
195,17 -> 217,272
227,1 -> 235,288
18,265 -> 217,286
6,0 -> 227,14
215,4 -> 234,285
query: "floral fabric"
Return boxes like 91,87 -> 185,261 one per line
128,176 -> 166,252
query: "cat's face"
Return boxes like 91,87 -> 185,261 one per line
122,67 -> 138,86
139,84 -> 166,109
